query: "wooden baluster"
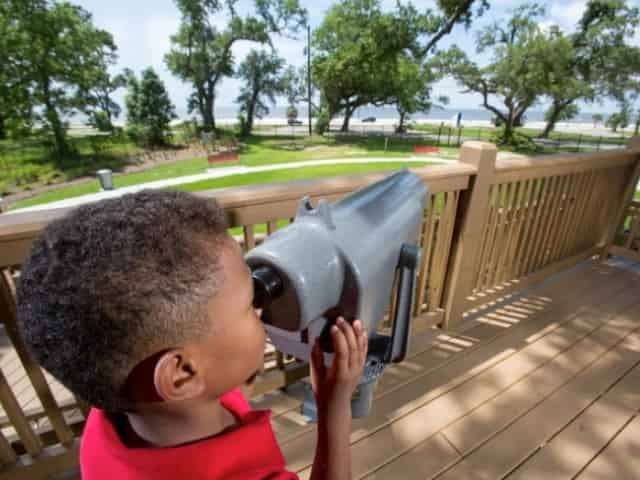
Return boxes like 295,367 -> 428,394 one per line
443,141 -> 496,328
602,137 -> 640,258
523,176 -> 555,276
243,225 -> 256,252
429,191 -> 459,310
481,183 -> 506,291
493,180 -> 522,286
414,195 -> 437,315
0,428 -> 17,467
0,366 -> 42,457
505,179 -> 534,282
473,184 -> 499,290
0,270 -> 74,446
514,177 -> 545,278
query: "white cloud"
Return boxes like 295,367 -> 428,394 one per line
549,0 -> 588,31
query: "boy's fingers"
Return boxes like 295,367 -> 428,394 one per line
312,340 -> 326,377
337,317 -> 358,368
359,327 -> 368,364
331,324 -> 349,374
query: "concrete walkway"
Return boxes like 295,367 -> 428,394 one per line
8,157 -> 451,214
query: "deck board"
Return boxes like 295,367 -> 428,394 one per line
0,258 -> 639,480
506,363 -> 640,479
363,275 -> 640,479
286,261 -> 638,477
575,414 -> 640,480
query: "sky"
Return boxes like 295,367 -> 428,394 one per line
73,0 -> 637,117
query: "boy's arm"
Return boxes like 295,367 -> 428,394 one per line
308,318 -> 368,480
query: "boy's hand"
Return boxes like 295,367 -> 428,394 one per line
310,317 -> 368,411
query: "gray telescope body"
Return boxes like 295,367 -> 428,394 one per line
246,170 -> 427,416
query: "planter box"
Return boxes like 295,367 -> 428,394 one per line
208,150 -> 239,164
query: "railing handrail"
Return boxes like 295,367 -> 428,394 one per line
495,148 -> 638,182
0,163 -> 475,269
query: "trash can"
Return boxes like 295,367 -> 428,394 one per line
96,169 -> 114,191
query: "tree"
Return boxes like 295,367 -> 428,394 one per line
282,65 -> 319,116
87,70 -> 129,132
286,105 -> 299,123
0,1 -> 34,139
125,68 -> 177,146
539,0 -> 640,138
312,0 -> 488,132
235,50 -> 285,136
592,113 -> 604,127
10,0 -> 118,155
450,3 -> 560,143
544,102 -> 579,128
606,109 -> 629,132
165,0 -> 306,132
391,55 -> 448,133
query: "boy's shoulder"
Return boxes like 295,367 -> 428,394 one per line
80,389 -> 299,480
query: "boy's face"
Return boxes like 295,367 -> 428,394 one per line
198,240 -> 267,398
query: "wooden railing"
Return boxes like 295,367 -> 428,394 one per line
0,139 -> 638,478
608,200 -> 640,262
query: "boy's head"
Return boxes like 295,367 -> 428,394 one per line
16,190 -> 266,412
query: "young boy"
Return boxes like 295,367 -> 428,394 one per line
15,190 -> 367,479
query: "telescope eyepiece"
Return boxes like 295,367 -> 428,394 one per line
252,265 -> 284,309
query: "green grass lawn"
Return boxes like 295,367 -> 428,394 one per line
0,132 -> 145,195
10,160 -> 431,211
172,160 -> 431,193
6,132 -> 451,210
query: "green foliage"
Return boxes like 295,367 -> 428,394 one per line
450,3 -> 565,143
391,55 -> 448,132
165,0 -> 306,130
90,112 -> 115,133
287,105 -> 299,121
606,110 -> 629,132
312,0 -> 486,132
125,68 -> 177,147
314,110 -> 331,135
539,0 -> 640,138
0,1 -> 33,140
1,0 -> 118,155
545,103 -> 579,123
235,50 -> 286,136
87,70 -> 129,131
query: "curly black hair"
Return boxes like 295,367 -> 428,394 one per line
15,190 -> 229,412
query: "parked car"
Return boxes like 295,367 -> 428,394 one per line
362,116 -> 376,123
287,119 -> 303,125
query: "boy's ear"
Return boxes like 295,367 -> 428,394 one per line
153,349 -> 206,402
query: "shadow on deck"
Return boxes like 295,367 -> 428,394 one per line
2,258 -> 639,479
255,257 -> 640,479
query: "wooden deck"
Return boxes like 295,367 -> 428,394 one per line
254,258 -> 640,479
2,257 -> 639,479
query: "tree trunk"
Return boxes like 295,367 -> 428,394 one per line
42,79 -> 69,156
199,82 -> 216,132
635,117 -> 639,136
340,106 -> 354,132
540,103 -> 564,139
242,102 -> 255,137
503,112 -> 515,144
0,115 -> 5,140
396,111 -> 407,133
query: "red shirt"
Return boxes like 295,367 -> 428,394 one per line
80,389 -> 298,480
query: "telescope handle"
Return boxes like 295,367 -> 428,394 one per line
384,244 -> 420,364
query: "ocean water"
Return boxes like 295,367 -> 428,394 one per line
205,105 -> 601,124
67,105 -> 605,126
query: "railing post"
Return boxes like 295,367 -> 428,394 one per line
601,136 -> 640,259
442,141 -> 497,328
